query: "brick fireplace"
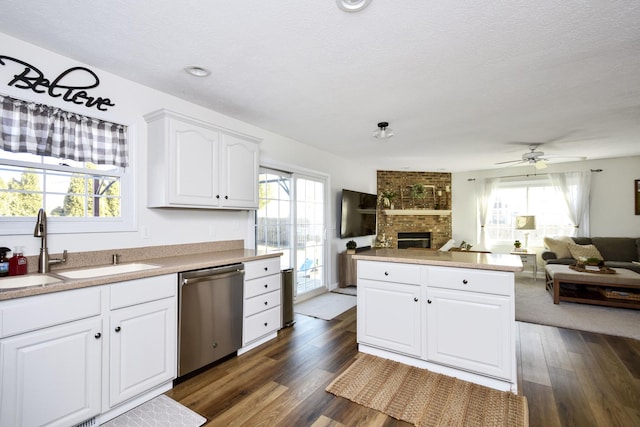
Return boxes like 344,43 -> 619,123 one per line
376,170 -> 452,249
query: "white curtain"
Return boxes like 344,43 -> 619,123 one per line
477,178 -> 498,250
549,172 -> 591,237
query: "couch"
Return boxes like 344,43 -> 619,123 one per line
541,237 -> 640,274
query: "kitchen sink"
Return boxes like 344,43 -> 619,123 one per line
56,263 -> 160,279
0,274 -> 62,290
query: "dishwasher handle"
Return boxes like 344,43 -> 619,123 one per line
180,264 -> 244,286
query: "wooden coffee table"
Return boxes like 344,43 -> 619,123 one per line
545,264 -> 640,309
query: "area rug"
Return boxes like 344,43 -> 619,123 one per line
326,354 -> 528,427
332,285 -> 357,296
294,292 -> 356,320
102,394 -> 206,427
514,275 -> 640,340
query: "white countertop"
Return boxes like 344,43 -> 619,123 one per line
353,249 -> 524,272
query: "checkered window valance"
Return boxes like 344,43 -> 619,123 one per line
0,94 -> 128,167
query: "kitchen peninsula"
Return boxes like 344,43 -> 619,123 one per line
353,249 -> 523,392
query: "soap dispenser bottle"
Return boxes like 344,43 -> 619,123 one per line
0,247 -> 10,277
9,246 -> 28,276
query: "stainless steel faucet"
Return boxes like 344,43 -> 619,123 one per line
34,208 -> 67,273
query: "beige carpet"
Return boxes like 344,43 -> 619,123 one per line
327,354 -> 528,427
515,274 -> 640,340
294,292 -> 356,320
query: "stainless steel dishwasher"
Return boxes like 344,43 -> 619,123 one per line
177,263 -> 244,378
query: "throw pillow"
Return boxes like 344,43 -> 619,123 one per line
567,243 -> 604,260
543,236 -> 574,259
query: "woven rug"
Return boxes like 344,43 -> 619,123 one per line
102,394 -> 206,427
326,354 -> 528,427
294,292 -> 356,320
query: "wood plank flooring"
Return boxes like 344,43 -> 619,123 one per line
166,308 -> 640,426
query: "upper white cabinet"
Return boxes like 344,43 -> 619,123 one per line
145,109 -> 260,209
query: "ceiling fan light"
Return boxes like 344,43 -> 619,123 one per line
373,121 -> 394,139
534,160 -> 547,170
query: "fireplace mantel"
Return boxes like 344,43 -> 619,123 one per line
383,209 -> 451,216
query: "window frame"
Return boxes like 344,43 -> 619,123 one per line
0,127 -> 136,236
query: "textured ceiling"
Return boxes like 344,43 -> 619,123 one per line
1,0 -> 639,172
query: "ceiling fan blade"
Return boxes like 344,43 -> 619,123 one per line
495,159 -> 523,165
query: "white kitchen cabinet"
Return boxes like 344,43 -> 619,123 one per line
358,278 -> 422,357
241,257 -> 282,351
356,259 -> 517,392
0,274 -> 177,427
107,275 -> 176,409
0,289 -> 104,427
145,109 -> 260,209
426,287 -> 512,380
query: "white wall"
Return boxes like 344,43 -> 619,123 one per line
452,156 -> 640,253
0,32 -> 377,286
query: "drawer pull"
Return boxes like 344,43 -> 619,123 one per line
428,299 -> 432,304
115,326 -> 121,333
94,332 -> 102,339
414,297 -> 418,302
462,279 -> 468,285
384,271 -> 389,276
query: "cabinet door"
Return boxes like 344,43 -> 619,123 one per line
357,279 -> 422,357
109,297 -> 176,407
0,317 -> 102,427
169,118 -> 220,206
220,133 -> 259,208
426,287 -> 512,379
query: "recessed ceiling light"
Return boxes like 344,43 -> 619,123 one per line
184,66 -> 211,77
336,0 -> 372,13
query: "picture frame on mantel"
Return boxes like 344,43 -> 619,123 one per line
635,179 -> 640,215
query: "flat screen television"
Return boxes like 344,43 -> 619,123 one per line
340,189 -> 377,238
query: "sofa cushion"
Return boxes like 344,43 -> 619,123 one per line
543,236 -> 575,259
591,237 -> 638,262
568,243 -> 603,260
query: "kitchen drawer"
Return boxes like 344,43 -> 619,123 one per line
357,260 -> 423,285
244,290 -> 281,317
0,287 -> 103,338
245,273 -> 281,298
428,266 -> 512,296
244,257 -> 281,281
244,306 -> 280,344
110,274 -> 176,310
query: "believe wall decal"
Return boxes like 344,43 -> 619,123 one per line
0,55 -> 115,111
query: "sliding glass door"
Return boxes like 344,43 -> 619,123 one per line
256,168 -> 327,297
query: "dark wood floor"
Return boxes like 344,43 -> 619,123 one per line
167,307 -> 640,426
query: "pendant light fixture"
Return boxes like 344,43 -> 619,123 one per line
373,122 -> 394,139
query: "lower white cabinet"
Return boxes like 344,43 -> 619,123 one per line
356,259 -> 517,392
0,274 -> 177,427
357,279 -> 422,357
109,297 -> 176,407
241,258 -> 281,350
426,287 -> 512,380
0,317 -> 102,427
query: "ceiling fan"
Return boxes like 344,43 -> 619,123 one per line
495,144 -> 586,169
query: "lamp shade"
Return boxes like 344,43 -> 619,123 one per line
515,215 -> 536,230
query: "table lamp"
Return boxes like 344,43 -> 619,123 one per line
515,215 -> 536,249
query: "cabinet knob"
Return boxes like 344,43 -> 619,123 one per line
225,195 -> 229,200
264,267 -> 268,271
212,342 -> 218,349
414,297 -> 418,302
115,326 -> 121,333
94,332 -> 102,339
462,279 -> 468,285
428,299 -> 432,304
264,322 -> 268,327
384,271 -> 389,276
264,301 -> 268,305
216,195 -> 220,199
264,284 -> 268,288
